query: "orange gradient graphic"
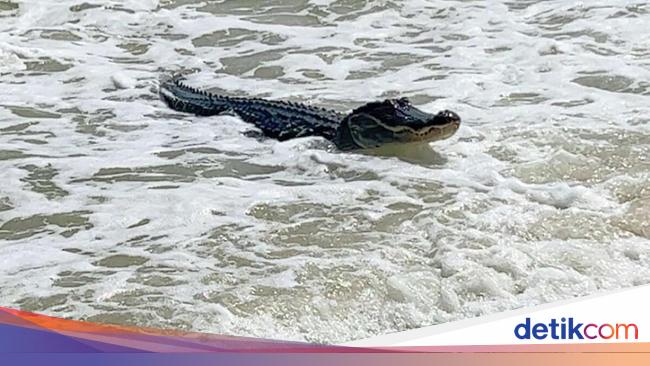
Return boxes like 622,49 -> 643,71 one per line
1,306 -> 650,365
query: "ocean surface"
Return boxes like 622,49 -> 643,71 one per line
0,0 -> 649,343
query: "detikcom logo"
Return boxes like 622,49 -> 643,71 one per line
514,317 -> 638,340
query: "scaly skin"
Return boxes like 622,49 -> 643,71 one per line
160,75 -> 461,151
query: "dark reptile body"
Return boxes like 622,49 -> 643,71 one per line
160,77 -> 357,148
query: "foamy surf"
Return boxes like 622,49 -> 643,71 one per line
0,0 -> 649,343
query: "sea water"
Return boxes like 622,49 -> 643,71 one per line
0,0 -> 649,343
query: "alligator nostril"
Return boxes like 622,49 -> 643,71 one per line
442,110 -> 460,121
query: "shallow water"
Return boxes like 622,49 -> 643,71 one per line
1,0 -> 649,343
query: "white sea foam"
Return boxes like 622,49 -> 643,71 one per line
0,0 -> 649,343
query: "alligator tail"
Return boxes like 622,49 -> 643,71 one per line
159,75 -> 232,116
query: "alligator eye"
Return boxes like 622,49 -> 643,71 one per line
398,97 -> 410,105
386,99 -> 400,108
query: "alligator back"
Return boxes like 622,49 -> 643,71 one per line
160,77 -> 343,142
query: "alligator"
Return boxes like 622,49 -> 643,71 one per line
160,76 -> 461,151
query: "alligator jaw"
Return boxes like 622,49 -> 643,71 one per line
160,75 -> 461,151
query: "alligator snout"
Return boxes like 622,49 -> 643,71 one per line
440,110 -> 461,122
430,109 -> 461,126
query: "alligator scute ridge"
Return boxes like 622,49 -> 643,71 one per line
160,75 -> 461,151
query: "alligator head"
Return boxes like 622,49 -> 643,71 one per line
338,98 -> 461,150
